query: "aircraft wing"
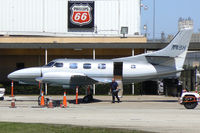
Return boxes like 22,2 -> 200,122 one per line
145,55 -> 175,66
70,75 -> 98,85
70,75 -> 112,85
91,77 -> 112,83
35,72 -> 111,86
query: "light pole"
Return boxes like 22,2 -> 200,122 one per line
143,24 -> 147,37
153,0 -> 155,41
140,0 -> 148,37
45,49 -> 48,95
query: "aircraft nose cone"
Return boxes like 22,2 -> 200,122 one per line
7,67 -> 42,81
7,72 -> 15,80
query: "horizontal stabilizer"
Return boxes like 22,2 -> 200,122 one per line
145,56 -> 175,66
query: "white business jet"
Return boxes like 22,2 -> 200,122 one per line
8,28 -> 193,101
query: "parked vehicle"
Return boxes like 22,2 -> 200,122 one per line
0,88 -> 5,100
179,91 -> 200,109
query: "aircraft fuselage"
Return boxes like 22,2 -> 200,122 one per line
8,58 -> 179,86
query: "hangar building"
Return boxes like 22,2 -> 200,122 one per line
0,0 -> 146,82
0,0 -> 141,36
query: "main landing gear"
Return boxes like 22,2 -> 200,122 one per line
82,85 -> 93,103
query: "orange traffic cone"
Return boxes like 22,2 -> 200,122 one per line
76,86 -> 78,104
48,98 -> 53,108
40,91 -> 45,107
62,92 -> 67,108
10,97 -> 16,108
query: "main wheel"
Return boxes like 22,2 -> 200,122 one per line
83,95 -> 93,103
184,102 -> 198,109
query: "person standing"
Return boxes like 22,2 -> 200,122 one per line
110,78 -> 120,103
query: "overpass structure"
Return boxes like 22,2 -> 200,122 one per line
0,41 -> 199,50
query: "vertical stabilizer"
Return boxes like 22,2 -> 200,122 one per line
150,28 -> 193,58
149,28 -> 193,69
113,28 -> 193,70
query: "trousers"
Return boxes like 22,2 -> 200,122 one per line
112,90 -> 120,102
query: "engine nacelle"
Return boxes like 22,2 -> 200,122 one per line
39,72 -> 84,85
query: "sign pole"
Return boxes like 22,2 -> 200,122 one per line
76,86 -> 78,104
11,81 -> 14,97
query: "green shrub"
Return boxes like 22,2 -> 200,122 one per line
1,81 -> 143,95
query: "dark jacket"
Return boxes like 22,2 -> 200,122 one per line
111,82 -> 118,92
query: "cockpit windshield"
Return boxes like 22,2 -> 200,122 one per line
53,63 -> 63,67
43,61 -> 55,67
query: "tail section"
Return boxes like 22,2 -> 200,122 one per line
149,28 -> 193,69
149,28 -> 193,58
115,28 -> 193,70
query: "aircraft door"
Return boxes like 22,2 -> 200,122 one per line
114,62 -> 123,98
114,62 -> 123,76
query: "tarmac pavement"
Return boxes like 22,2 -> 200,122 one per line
1,95 -> 200,133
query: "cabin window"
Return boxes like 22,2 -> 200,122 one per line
83,63 -> 91,69
131,65 -> 136,69
54,63 -> 63,67
44,61 -> 55,67
98,63 -> 106,69
70,63 -> 78,69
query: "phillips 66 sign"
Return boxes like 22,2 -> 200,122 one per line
68,1 -> 94,30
